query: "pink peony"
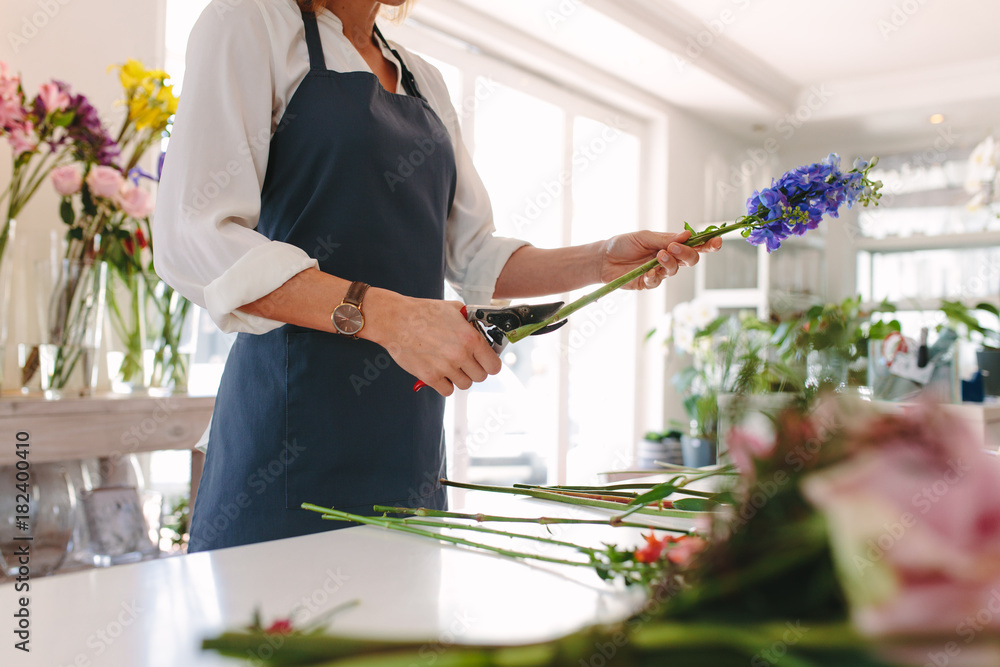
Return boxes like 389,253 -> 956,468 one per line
8,121 -> 36,156
37,81 -> 69,115
85,165 -> 125,200
802,403 -> 1000,638
50,164 -> 83,196
115,182 -> 154,218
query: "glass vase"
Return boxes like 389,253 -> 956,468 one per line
0,219 -> 14,393
146,279 -> 195,396
30,258 -> 108,399
0,462 -> 77,578
105,266 -> 148,394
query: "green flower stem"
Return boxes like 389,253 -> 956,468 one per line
322,512 -> 605,556
506,221 -> 753,343
371,505 -> 691,533
516,483 -> 717,500
440,479 -> 703,520
301,503 -> 619,571
203,620 -> 883,667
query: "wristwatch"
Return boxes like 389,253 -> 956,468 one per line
332,281 -> 370,337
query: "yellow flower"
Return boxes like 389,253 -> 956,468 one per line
112,59 -> 148,93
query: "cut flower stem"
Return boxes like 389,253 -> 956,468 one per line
440,479 -> 706,519
371,505 -> 691,533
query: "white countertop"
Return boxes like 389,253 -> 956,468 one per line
2,490 -> 696,667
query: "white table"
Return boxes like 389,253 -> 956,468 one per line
2,491 -> 694,667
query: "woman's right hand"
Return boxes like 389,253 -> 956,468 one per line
362,289 -> 502,396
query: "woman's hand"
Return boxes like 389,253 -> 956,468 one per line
362,290 -> 502,396
599,230 -> 722,290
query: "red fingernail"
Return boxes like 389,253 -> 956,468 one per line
413,381 -> 426,391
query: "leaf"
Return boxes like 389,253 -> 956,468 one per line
59,199 -> 74,226
672,497 -> 711,511
695,315 -> 729,338
684,222 -> 695,234
976,302 -> 1000,317
51,110 -> 75,128
623,476 -> 686,512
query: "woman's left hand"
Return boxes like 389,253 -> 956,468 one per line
599,230 -> 722,290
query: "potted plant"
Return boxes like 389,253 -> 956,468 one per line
940,299 -> 1000,395
773,295 -> 899,391
668,307 -> 795,467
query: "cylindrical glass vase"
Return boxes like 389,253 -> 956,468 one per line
30,258 -> 108,399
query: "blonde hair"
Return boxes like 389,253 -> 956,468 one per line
294,1 -> 416,23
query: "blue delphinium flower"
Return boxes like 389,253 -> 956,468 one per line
743,153 -> 879,252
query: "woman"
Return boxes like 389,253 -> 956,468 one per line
154,0 -> 720,552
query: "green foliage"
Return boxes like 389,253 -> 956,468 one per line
940,299 -> 1000,348
772,296 -> 899,387
673,313 -> 798,439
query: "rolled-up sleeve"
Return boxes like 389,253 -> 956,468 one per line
152,0 -> 317,334
399,47 -> 529,306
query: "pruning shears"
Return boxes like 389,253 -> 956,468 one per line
412,302 -> 567,391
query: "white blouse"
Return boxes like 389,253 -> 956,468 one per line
153,0 -> 528,334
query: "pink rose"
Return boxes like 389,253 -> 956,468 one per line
8,121 -> 36,156
37,81 -> 69,115
802,404 -> 1000,637
115,182 -> 154,218
85,165 -> 125,200
50,164 -> 83,196
724,427 -> 775,478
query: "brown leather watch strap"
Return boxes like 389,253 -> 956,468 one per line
344,281 -> 370,308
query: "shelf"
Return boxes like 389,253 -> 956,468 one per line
0,393 -> 214,465
853,230 -> 1000,253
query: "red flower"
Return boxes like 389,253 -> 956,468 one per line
122,237 -> 134,256
635,533 -> 707,565
635,532 -> 669,563
264,619 -> 294,635
135,228 -> 147,249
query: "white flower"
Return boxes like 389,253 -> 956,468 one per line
673,325 -> 695,354
691,301 -> 720,330
672,300 -> 695,328
965,136 -> 999,207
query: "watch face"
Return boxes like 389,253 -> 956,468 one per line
333,303 -> 364,335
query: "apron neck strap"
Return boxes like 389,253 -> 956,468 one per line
373,23 -> 425,101
301,12 -> 327,71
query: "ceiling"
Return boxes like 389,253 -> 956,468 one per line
414,0 -> 1000,156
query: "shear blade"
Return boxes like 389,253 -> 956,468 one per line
530,319 -> 568,336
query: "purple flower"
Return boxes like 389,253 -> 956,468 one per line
741,153 -> 881,252
747,220 -> 792,252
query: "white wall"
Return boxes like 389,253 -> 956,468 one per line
659,109 -> 753,429
0,0 -> 166,387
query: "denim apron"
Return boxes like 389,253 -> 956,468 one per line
188,12 -> 456,551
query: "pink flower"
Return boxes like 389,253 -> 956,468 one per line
37,81 -> 69,115
50,164 -> 83,196
666,535 -> 706,566
115,182 -> 154,218
725,427 -> 775,478
85,165 -> 125,200
8,121 -> 36,156
0,98 -> 24,128
0,61 -> 19,100
802,403 -> 1000,637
